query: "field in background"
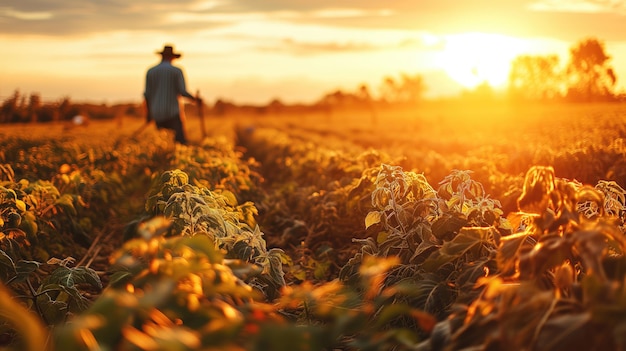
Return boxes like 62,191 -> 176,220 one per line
233,101 -> 626,193
4,100 -> 626,212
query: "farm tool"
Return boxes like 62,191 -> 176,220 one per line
197,90 -> 207,139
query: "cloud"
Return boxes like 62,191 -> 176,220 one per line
257,38 -> 378,55
2,0 -> 626,44
253,34 -> 440,56
1,8 -> 53,20
528,0 -> 626,14
199,18 -> 440,57
0,1 -> 218,35
0,1 -> 521,37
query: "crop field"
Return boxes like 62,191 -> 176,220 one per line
2,101 -> 626,350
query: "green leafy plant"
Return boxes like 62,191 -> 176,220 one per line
342,164 -> 506,326
0,252 -> 101,327
143,169 -> 287,298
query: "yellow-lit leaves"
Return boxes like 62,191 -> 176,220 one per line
438,169 -> 485,211
159,169 -> 189,187
136,216 -> 172,240
59,163 -> 71,174
497,231 -> 532,276
594,180 -> 626,217
14,199 -> 26,212
365,211 -> 382,229
517,165 -> 557,213
122,326 -> 160,350
122,310 -> 201,351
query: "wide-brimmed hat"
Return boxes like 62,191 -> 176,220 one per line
156,45 -> 181,58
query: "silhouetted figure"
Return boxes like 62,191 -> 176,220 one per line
143,45 -> 201,145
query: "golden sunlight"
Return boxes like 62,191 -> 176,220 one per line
438,32 -> 528,89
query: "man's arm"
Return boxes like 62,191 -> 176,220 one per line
176,68 -> 202,104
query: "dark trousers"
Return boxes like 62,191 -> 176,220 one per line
156,115 -> 187,145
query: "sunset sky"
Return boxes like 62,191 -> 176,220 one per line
2,0 -> 626,104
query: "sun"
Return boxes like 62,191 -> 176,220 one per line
439,32 -> 527,90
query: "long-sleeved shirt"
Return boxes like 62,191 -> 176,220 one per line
144,61 -> 195,123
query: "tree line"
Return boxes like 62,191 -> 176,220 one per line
0,93 -> 140,124
508,37 -> 618,102
303,37 -> 621,106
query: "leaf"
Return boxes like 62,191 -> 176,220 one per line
13,260 -> 41,283
18,213 -> 38,239
519,234 -> 571,278
365,211 -> 382,229
264,248 -> 287,287
457,257 -> 494,289
15,199 -> 26,212
291,268 -> 307,281
224,259 -> 263,281
409,240 -> 439,265
517,166 -> 556,213
44,266 -> 102,290
374,303 -> 416,328
122,326 -> 159,350
377,231 -> 389,245
432,212 -> 468,241
0,250 -> 15,271
181,234 -> 221,262
421,228 -> 490,272
497,232 -> 531,275
55,194 -> 77,216
108,270 -> 135,288
412,279 -> 451,317
411,309 -> 437,333
37,294 -> 68,324
313,260 -> 330,280
219,190 -> 238,207
232,240 -> 255,261
535,312 -> 592,351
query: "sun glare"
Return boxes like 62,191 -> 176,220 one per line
439,32 -> 527,90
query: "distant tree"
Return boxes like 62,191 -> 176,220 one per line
356,84 -> 373,103
58,97 -> 72,120
318,89 -> 361,107
213,98 -> 236,116
29,93 -> 42,123
508,55 -> 563,101
379,76 -> 397,103
565,38 -> 617,101
356,83 -> 378,124
462,81 -> 496,101
124,104 -> 140,116
399,73 -> 426,103
267,98 -> 285,114
379,73 -> 426,104
0,90 -> 25,123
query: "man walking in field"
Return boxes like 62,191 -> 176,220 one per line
143,44 -> 202,145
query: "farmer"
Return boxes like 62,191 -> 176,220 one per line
143,44 -> 202,145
